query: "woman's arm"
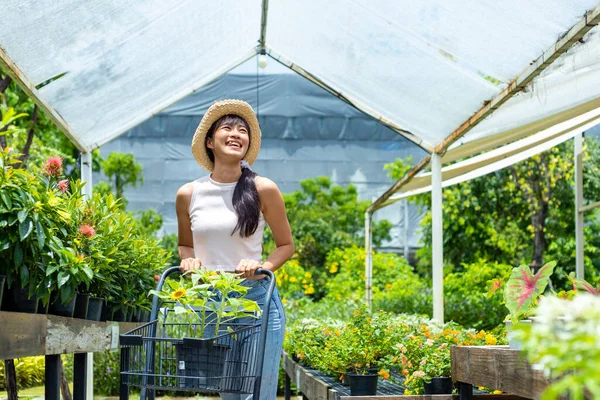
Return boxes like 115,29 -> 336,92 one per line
257,176 -> 294,272
176,183 -> 201,272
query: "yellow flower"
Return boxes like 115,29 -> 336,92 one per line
304,286 -> 315,295
493,390 -> 503,394
485,334 -> 497,346
289,277 -> 297,283
170,288 -> 187,300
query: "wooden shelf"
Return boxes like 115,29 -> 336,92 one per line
451,346 -> 549,399
0,311 -> 141,360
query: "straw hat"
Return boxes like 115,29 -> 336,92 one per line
191,99 -> 261,172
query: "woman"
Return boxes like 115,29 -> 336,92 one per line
175,99 -> 294,399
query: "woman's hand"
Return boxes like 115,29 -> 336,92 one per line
180,257 -> 202,274
236,258 -> 264,280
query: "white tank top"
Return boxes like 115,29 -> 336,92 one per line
188,175 -> 266,272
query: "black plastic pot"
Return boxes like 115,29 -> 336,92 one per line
342,373 -> 351,386
175,338 -> 230,388
11,285 -> 39,313
348,373 -> 378,396
133,308 -> 142,322
112,306 -> 128,322
0,275 -> 5,310
423,377 -> 453,394
49,293 -> 76,317
87,297 -> 104,321
74,292 -> 90,319
125,306 -> 134,322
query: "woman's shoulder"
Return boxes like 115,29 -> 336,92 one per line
254,175 -> 280,194
176,181 -> 197,200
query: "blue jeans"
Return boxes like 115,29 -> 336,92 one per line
219,277 -> 286,400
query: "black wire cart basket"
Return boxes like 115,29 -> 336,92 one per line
119,266 -> 276,400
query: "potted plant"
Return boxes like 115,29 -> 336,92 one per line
488,261 -> 556,349
0,151 -> 66,312
149,268 -> 261,387
337,309 -> 394,396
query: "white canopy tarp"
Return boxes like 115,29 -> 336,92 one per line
2,0 -> 600,157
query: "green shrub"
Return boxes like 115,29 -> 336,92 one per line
444,260 -> 512,330
93,350 -> 121,395
275,259 -> 315,300
0,355 -> 72,390
323,246 -> 430,315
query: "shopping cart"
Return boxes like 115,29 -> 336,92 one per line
119,266 -> 276,400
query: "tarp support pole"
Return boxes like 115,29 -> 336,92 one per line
365,210 -> 373,310
403,199 -> 409,260
575,133 -> 585,279
81,151 -> 93,198
431,152 -> 444,323
79,150 -> 94,398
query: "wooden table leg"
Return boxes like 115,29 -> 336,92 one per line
458,382 -> 473,400
45,355 -> 60,400
285,371 -> 291,400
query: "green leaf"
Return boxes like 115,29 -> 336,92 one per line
17,209 -> 27,223
19,218 -> 33,241
20,265 -> 29,284
57,271 -> 70,287
0,192 -> 12,209
82,266 -> 94,280
14,242 -> 23,266
36,221 -> 45,248
504,261 -> 555,320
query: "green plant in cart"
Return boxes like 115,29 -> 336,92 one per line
150,269 -> 262,337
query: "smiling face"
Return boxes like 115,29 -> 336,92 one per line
205,115 -> 251,164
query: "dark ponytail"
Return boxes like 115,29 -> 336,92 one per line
232,165 -> 261,238
204,114 -> 261,238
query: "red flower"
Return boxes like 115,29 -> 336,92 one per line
79,224 -> 96,238
43,156 -> 63,177
58,180 -> 69,193
154,274 -> 160,282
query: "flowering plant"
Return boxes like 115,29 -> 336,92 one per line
512,294 -> 600,399
149,268 -> 262,337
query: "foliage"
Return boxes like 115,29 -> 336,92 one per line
401,139 -> 600,283
132,208 -> 163,237
275,259 -> 315,299
1,69 -> 80,174
319,245 -> 430,315
93,350 -> 121,395
99,152 -> 144,208
0,357 -> 46,390
160,233 -> 181,267
263,177 -> 393,297
487,261 -> 556,322
444,260 -> 512,330
513,294 -> 600,399
149,269 -> 262,337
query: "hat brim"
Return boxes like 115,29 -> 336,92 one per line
191,100 -> 261,172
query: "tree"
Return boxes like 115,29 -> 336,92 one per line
98,152 -> 143,208
387,139 -> 600,283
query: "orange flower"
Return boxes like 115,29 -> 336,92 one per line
402,369 -> 409,376
378,370 -> 390,380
